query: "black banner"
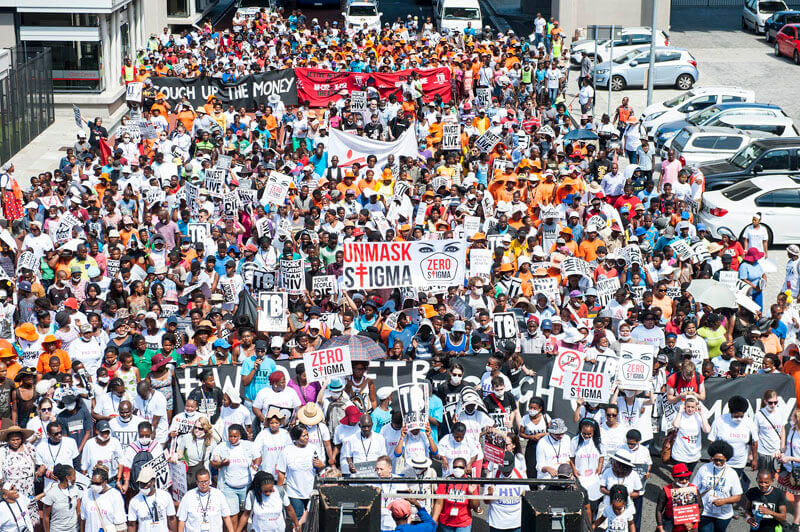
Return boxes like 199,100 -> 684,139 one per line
173,355 -> 797,452
151,70 -> 298,110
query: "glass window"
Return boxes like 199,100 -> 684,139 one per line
755,189 -> 800,207
781,26 -> 796,37
168,0 -> 190,17
721,95 -> 745,103
680,95 -> 716,112
630,35 -> 652,45
23,40 -> 101,92
442,7 -> 480,19
714,136 -> 744,150
758,149 -> 791,170
691,136 -> 718,149
656,51 -> 682,63
20,13 -> 98,26
722,180 -> 761,200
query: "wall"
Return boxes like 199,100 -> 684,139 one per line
0,12 -> 15,49
551,0 -> 671,42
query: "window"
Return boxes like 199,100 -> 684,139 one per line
755,189 -> 800,207
691,136 -> 719,149
20,13 -> 98,26
758,149 -> 791,170
630,35 -> 652,45
721,95 -> 745,103
442,7 -> 480,19
680,95 -> 716,112
722,180 -> 761,200
714,136 -> 744,150
781,26 -> 796,37
168,0 -> 190,17
23,40 -> 101,92
656,51 -> 682,63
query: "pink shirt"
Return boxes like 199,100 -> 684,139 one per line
660,159 -> 682,190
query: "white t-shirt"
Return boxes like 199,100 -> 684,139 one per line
277,444 -> 317,499
306,423 -> 331,462
342,432 -> 387,464
245,490 -> 288,532
80,487 -> 127,532
630,325 -> 665,348
569,436 -> 602,478
127,489 -> 176,532
253,388 -> 301,423
743,224 -> 769,253
213,440 -> 257,489
535,434 -> 570,479
677,334 -> 709,367
486,469 -> 528,529
134,391 -> 169,443
68,337 -> 104,375
672,412 -> 704,463
600,469 -> 642,508
754,407 -> 784,455
35,437 -> 80,489
81,437 -> 124,477
600,423 -> 627,462
437,434 -> 481,475
693,462 -> 742,519
603,504 -> 634,532
458,409 -> 493,446
176,488 -> 235,530
109,415 -> 146,446
254,428 -> 291,475
218,405 -> 252,441
0,500 -> 33,532
709,414 -> 757,469
785,427 -> 800,471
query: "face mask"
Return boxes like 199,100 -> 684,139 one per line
450,376 -> 462,385
91,484 -> 104,494
582,434 -> 592,441
731,417 -> 743,425
193,428 -> 205,437
529,408 -> 541,417
620,332 -> 631,340
139,437 -> 152,446
485,365 -> 492,373
98,377 -> 109,385
767,403 -> 776,412
623,390 -> 636,398
452,467 -> 465,478
472,288 -> 482,296
675,479 -> 689,487
97,433 -> 110,442
493,388 -> 505,396
414,468 -> 427,476
713,464 -> 724,473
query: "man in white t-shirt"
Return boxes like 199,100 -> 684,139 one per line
485,451 -> 528,531
134,381 -> 169,444
709,396 -> 757,489
176,469 -> 236,532
128,466 -> 177,532
342,414 -> 387,475
35,422 -> 80,489
630,311 -> 665,348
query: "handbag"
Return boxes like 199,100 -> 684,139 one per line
661,429 -> 677,463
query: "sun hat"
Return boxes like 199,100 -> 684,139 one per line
297,403 -> 324,426
14,323 -> 38,342
548,418 -> 568,435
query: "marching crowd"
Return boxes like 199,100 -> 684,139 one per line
0,5 -> 800,532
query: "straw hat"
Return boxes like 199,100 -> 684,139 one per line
0,425 -> 34,442
297,403 -> 324,426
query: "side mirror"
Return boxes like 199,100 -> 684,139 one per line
341,12 -> 346,16
753,164 -> 763,174
379,11 -> 383,15
629,60 -> 638,67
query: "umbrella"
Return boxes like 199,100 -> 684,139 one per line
563,129 -> 599,141
320,334 -> 386,362
687,279 -> 737,309
759,258 -> 778,274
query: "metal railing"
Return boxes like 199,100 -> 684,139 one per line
0,47 -> 55,163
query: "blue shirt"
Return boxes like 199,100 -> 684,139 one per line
239,355 -> 276,401
428,395 -> 444,443
394,508 -> 436,532
371,407 -> 392,435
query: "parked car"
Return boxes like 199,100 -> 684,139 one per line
593,46 -> 697,92
707,114 -> 798,137
653,102 -> 790,149
699,175 -> 800,244
743,0 -> 788,33
765,10 -> 800,41
342,1 -> 382,31
641,87 -> 755,137
666,126 -> 771,166
434,0 -> 482,33
570,27 -> 669,65
774,23 -> 800,63
696,137 -> 800,191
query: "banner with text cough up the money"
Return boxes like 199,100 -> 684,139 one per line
342,240 -> 467,290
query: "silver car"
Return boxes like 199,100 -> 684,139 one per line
593,46 -> 699,92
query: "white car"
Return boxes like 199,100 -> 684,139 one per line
743,0 -> 788,33
698,175 -> 800,244
570,27 -> 669,65
343,2 -> 382,31
641,87 -> 755,137
668,126 -> 771,166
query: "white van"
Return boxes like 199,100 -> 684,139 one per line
435,0 -> 482,34
342,2 -> 382,31
668,126 -> 770,166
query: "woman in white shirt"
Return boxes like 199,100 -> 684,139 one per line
779,407 -> 800,529
0,483 -> 34,532
237,472 -> 300,532
672,395 -> 711,473
172,418 -> 217,489
277,425 -> 324,522
211,424 -> 260,520
677,320 -> 709,368
754,389 -> 786,475
80,465 -> 126,532
569,418 -> 604,514
692,441 -> 742,531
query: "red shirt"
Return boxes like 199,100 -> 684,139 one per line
666,372 -> 704,396
435,481 -> 478,527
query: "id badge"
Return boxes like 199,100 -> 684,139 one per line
200,522 -> 210,532
450,506 -> 459,517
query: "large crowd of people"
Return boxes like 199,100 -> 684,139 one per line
0,6 -> 799,532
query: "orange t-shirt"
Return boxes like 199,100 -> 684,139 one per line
37,349 -> 72,374
578,239 -> 605,262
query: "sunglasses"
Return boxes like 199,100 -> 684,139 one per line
40,407 -> 52,412
767,401 -> 778,405
606,413 -> 618,418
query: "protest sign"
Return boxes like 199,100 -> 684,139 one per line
303,346 -> 353,383
217,154 -> 232,170
669,238 -> 693,261
586,215 -> 606,233
482,191 -> 495,218
517,133 -> 530,150
242,263 -> 276,293
169,462 -> 188,502
560,257 -> 594,280
562,369 -> 612,403
468,248 -> 492,280
73,105 -> 82,128
618,344 -> 655,391
393,181 -> 410,200
256,218 -> 272,238
106,259 -> 120,279
262,171 -> 293,205
621,244 -> 643,266
666,286 -> 683,300
146,454 -> 172,489
483,431 -> 507,464
279,259 -> 305,295
117,124 -> 142,143
223,192 -> 238,219
205,168 -> 226,197
54,213 -> 82,244
475,130 -> 501,153
463,216 -> 481,239
498,277 -> 522,299
692,242 -> 711,264
539,204 -> 560,220
717,270 -> 739,292
372,211 -> 391,237
442,123 -> 460,150
126,82 -> 143,103
549,347 -> 585,389
257,292 -> 287,332
630,285 -> 646,305
312,275 -> 337,299
350,90 -> 367,112
218,277 -> 237,304
743,344 -> 766,374
492,312 -> 519,350
397,382 -> 429,431
161,304 -> 178,318
342,240 -> 467,290
672,486 -> 701,526
596,277 -> 621,307
531,276 -> 560,306
476,87 -> 491,108
188,222 -> 210,244
16,251 -> 37,272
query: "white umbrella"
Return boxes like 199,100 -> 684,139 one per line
758,258 -> 777,274
61,238 -> 85,253
687,279 -> 737,309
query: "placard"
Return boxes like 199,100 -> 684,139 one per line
312,275 -> 336,299
517,133 -> 529,150
217,154 -> 232,170
560,257 -> 594,280
73,105 -> 82,128
742,344 -> 766,374
303,346 -> 353,383
126,82 -> 143,103
562,369 -> 611,403
146,453 -> 172,489
497,277 -> 522,299
54,213 -> 82,244
223,192 -> 238,219
621,244 -> 643,266
106,259 -> 120,279
483,431 -> 506,464
463,216 -> 481,239
717,270 -> 739,292
205,168 -> 226,198
476,87 -> 491,109
397,382 -> 429,432
666,286 -> 682,300
549,347 -> 585,389
672,486 -> 701,526
350,90 -> 367,112
279,258 -> 305,295
691,241 -> 711,264
16,251 -> 37,272
618,344 -> 655,391
442,123 -> 460,150
669,238 -> 692,261
492,312 -> 519,350
468,248 -> 493,280
531,276 -> 561,306
117,124 -> 141,144
188,222 -> 210,243
596,277 -> 621,307
262,171 -> 293,206
257,292 -> 287,332
169,461 -> 188,502
586,215 -> 606,233
475,130 -> 501,153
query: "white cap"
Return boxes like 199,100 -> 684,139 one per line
377,387 -> 393,400
308,319 -> 322,330
271,336 -> 283,348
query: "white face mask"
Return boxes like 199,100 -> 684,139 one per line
485,365 -> 492,373
472,288 -> 482,296
91,484 -> 104,494
450,376 -> 462,385
620,331 -> 631,340
731,417 -> 743,425
139,437 -> 151,446
529,409 -> 541,417
623,390 -> 636,398
452,467 -> 465,478
97,433 -> 110,442
493,388 -> 505,396
675,479 -> 689,487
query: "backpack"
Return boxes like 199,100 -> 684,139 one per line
129,442 -> 156,489
326,399 -> 348,441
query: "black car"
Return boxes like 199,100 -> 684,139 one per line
700,137 -> 800,191
766,10 -> 800,42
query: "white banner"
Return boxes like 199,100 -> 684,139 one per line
342,239 -> 467,290
257,292 -> 287,332
328,127 -> 418,169
397,382 -> 429,432
563,369 -> 612,403
549,347 -> 585,389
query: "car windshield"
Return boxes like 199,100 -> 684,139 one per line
349,5 -> 377,15
722,180 -> 762,200
662,92 -> 695,108
672,130 -> 692,153
612,48 -> 646,64
443,7 -> 480,19
730,144 -> 766,168
760,1 -> 787,12
687,106 -> 721,125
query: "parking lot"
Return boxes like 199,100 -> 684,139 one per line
578,7 -> 800,125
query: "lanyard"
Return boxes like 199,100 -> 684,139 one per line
141,493 -> 158,522
711,466 -> 727,492
4,501 -> 24,532
48,442 -> 62,466
360,435 -> 373,460
197,491 -> 211,522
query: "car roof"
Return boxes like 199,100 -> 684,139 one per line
688,86 -> 753,95
775,9 -> 800,13
629,45 -> 688,53
750,136 -> 800,147
747,175 -> 799,191
681,126 -> 750,136
709,102 -> 782,111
